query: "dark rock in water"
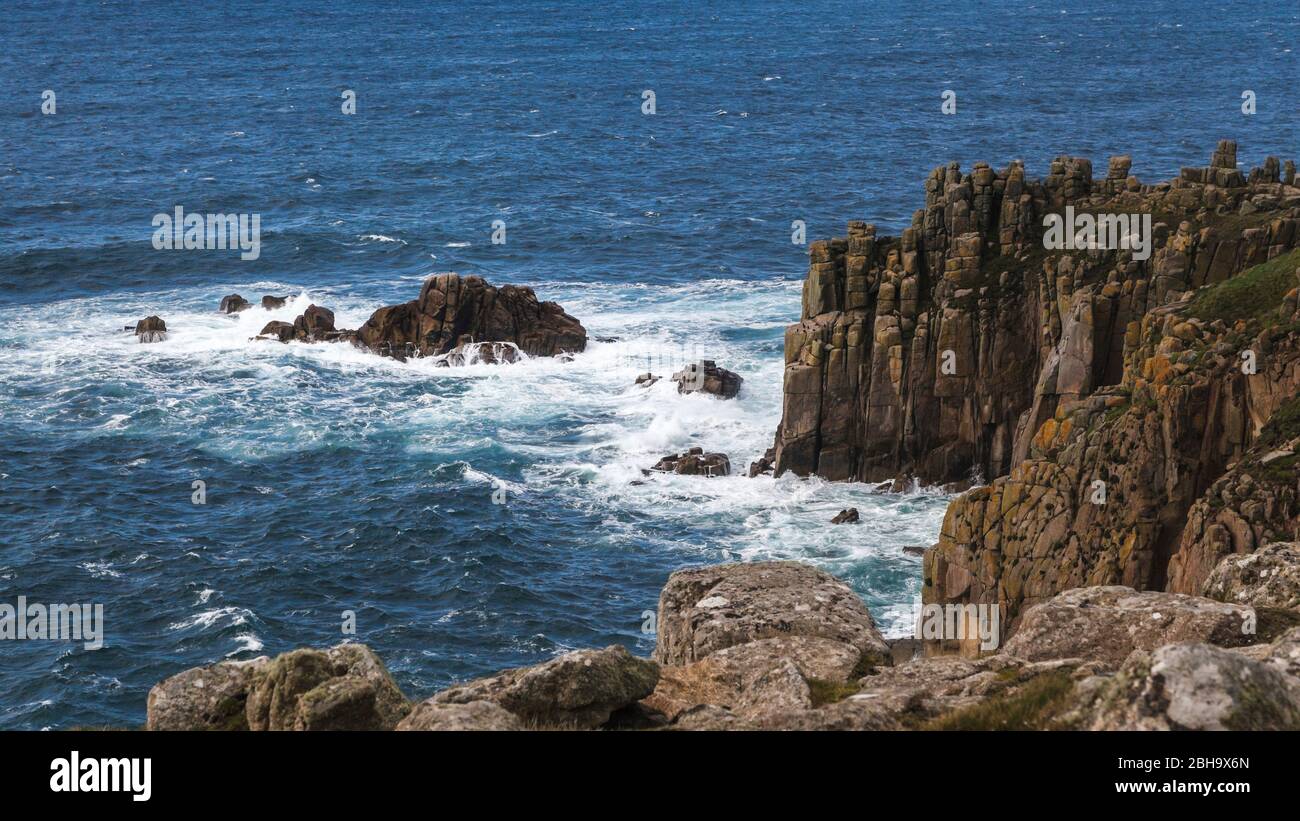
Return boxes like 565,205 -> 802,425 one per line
261,295 -> 289,310
133,315 -> 167,343
831,508 -> 859,524
649,447 -> 731,477
747,447 -> 776,477
355,273 -> 586,360
635,372 -> 660,388
593,335 -> 619,343
219,294 -> 252,313
258,321 -> 296,342
671,360 -> 742,399
901,545 -> 926,557
441,341 -> 521,366
292,304 -> 336,341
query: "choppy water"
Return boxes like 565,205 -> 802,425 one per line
1,1 -> 1295,728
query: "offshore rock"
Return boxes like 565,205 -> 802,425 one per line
355,273 -> 586,360
133,315 -> 167,343
647,448 -> 731,477
219,294 -> 252,313
671,360 -> 743,399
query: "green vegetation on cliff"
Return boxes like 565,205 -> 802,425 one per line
1188,248 -> 1300,324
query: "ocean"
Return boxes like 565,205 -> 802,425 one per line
0,0 -> 1295,729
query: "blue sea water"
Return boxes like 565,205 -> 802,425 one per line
0,0 -> 1295,729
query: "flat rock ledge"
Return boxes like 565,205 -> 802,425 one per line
145,547 -> 1300,731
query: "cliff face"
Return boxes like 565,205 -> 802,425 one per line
766,141 -> 1299,489
768,141 -> 1300,638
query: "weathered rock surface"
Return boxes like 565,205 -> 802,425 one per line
146,657 -> 268,731
653,561 -> 890,668
1002,586 -> 1255,668
431,645 -> 658,729
396,700 -> 523,731
647,448 -> 731,477
671,360 -> 742,399
1081,642 -> 1300,730
355,273 -> 586,360
133,315 -> 167,343
243,643 -> 410,731
1202,542 -> 1300,610
219,294 -> 252,313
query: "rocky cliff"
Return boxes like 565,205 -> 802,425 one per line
763,141 -> 1300,639
765,141 -> 1299,490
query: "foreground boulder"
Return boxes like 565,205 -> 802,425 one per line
146,657 -> 268,731
396,700 -> 523,731
647,448 -> 730,477
430,645 -> 657,729
133,315 -> 167,343
147,643 -> 409,731
1202,543 -> 1300,610
355,273 -> 587,360
219,294 -> 252,313
671,360 -> 742,399
1081,643 -> 1300,730
245,643 -> 411,731
654,561 -> 890,669
1003,586 -> 1255,668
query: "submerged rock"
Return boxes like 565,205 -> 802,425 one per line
671,360 -> 742,399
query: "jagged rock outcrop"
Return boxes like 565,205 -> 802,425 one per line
671,360 -> 743,399
647,448 -> 731,477
355,273 -> 586,361
769,141 -> 1300,493
888,144 -> 1300,632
